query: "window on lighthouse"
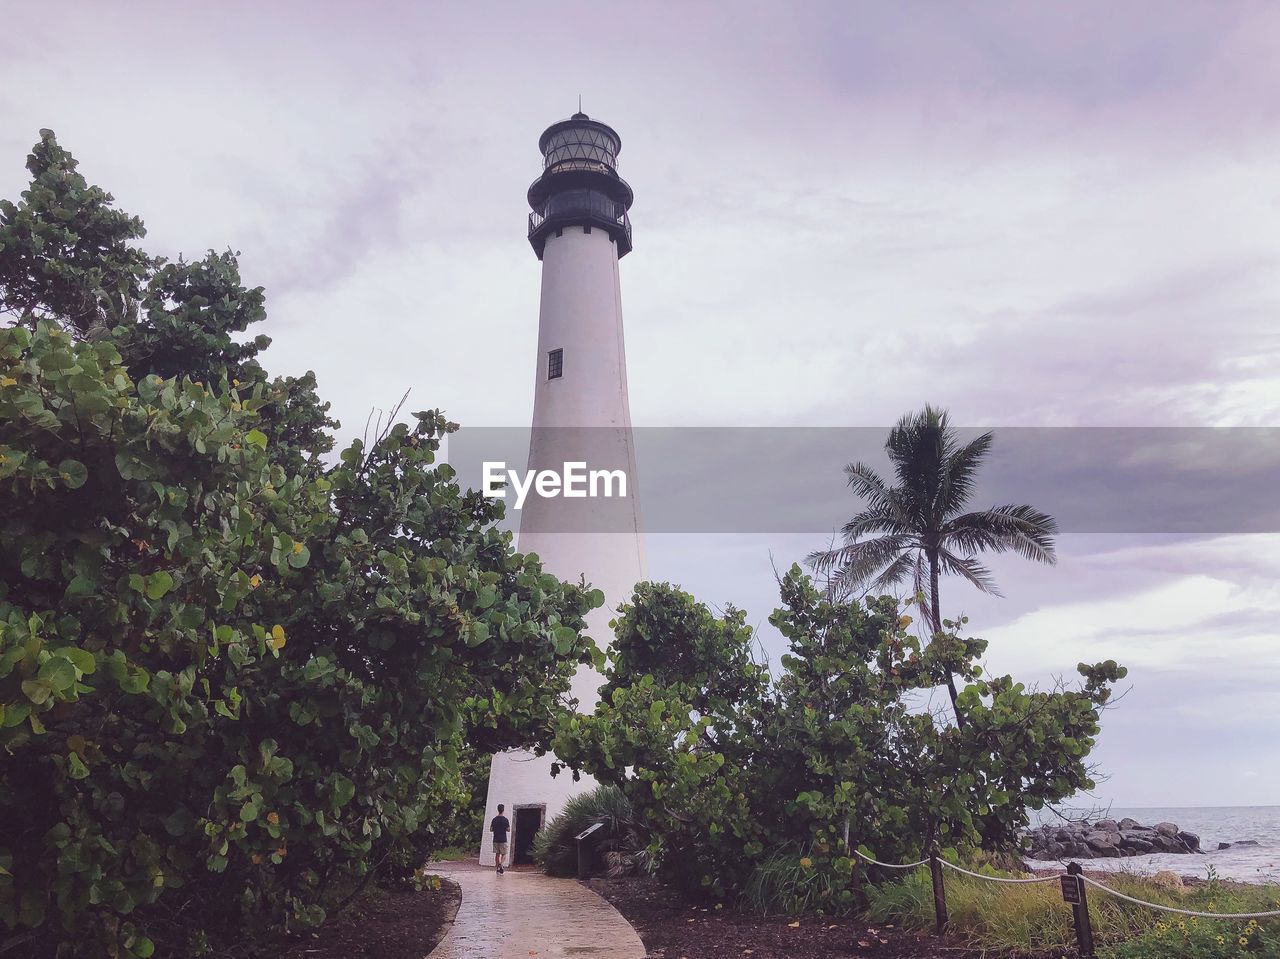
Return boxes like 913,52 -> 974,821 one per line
547,348 -> 563,380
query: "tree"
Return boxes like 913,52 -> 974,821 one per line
0,132 -> 601,957
807,405 -> 1058,725
553,569 -> 1125,908
0,130 -> 151,337
554,584 -> 770,899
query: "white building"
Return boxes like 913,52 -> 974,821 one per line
480,111 -> 647,865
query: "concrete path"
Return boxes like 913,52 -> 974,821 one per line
427,861 -> 646,959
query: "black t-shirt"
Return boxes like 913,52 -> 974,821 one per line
491,815 -> 510,843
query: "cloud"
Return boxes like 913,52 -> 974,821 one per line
2,0 -> 1277,806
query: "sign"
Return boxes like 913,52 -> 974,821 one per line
1060,875 -> 1082,904
574,821 -> 605,842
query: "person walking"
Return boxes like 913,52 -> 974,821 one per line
491,803 -> 510,874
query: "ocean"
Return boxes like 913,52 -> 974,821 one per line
1027,806 -> 1280,884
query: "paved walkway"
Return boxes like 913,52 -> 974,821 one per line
427,861 -> 646,959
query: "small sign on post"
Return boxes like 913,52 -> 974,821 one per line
1060,874 -> 1082,904
1065,863 -> 1095,958
575,821 -> 606,879
574,822 -> 605,842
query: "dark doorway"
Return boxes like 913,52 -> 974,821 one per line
513,806 -> 544,865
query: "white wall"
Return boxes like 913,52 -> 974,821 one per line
480,225 -> 647,863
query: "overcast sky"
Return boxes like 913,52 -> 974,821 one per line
3,1 -> 1278,807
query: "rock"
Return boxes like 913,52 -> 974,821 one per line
1151,833 -> 1188,853
1085,832 -> 1121,857
1232,839 -> 1260,847
1021,817 -> 1199,863
1218,842 -> 1233,850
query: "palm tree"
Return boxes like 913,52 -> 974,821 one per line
807,405 -> 1057,726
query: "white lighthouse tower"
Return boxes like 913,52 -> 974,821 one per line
479,111 -> 647,866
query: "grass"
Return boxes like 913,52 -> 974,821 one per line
430,846 -> 474,862
863,863 -> 1280,956
743,848 -> 858,915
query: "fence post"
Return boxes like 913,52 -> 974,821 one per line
928,842 -> 948,935
1067,862 -> 1095,958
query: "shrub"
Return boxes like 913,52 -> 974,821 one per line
743,847 -> 858,916
532,785 -> 649,877
0,133 -> 602,957
553,569 -> 1125,904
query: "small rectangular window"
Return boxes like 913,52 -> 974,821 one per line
547,348 -> 563,380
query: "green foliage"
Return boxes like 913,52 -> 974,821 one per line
1102,916 -> 1280,958
743,847 -> 857,916
532,785 -> 648,877
600,581 -> 767,713
433,744 -> 490,853
0,130 -> 151,336
866,866 -> 1280,957
0,132 -> 601,957
554,568 -> 1125,907
553,584 -> 769,898
0,128 -> 336,477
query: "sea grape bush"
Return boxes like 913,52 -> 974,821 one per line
0,133 -> 601,957
553,567 -> 1126,906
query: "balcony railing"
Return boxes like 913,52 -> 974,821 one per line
528,204 -> 631,250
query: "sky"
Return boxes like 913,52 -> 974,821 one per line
2,0 -> 1278,807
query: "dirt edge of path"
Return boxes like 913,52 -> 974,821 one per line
279,877 -> 462,959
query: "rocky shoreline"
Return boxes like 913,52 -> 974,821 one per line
1024,817 -> 1203,860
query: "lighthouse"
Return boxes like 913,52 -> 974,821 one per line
479,111 -> 647,866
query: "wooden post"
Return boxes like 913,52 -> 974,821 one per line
1066,862 -> 1095,958
928,843 -> 948,935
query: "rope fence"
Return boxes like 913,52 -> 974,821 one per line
850,847 -> 1280,957
939,859 -> 1060,884
851,850 -> 929,870
1080,875 -> 1280,920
